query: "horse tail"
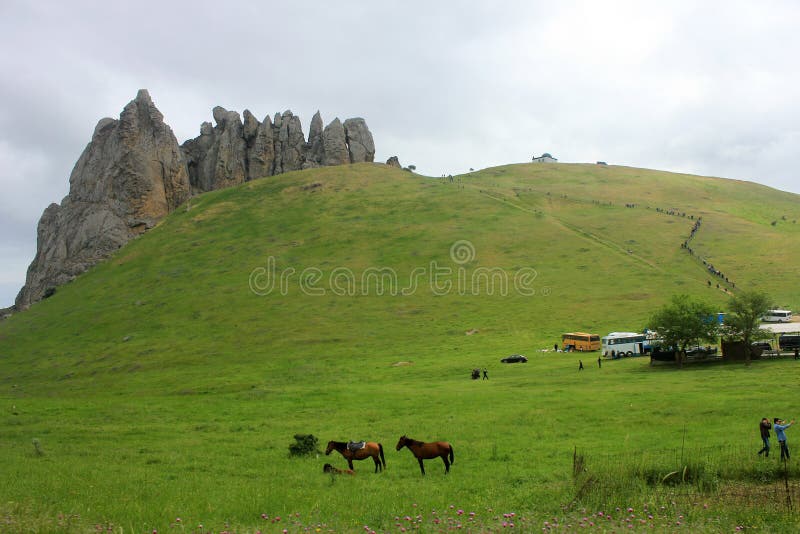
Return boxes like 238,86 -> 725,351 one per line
379,443 -> 386,468
449,444 -> 454,465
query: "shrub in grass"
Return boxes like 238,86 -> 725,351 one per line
288,433 -> 320,457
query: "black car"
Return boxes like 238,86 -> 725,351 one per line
501,354 -> 528,363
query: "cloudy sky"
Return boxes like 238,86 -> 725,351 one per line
1,0 -> 799,307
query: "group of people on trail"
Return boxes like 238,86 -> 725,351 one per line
758,417 -> 795,461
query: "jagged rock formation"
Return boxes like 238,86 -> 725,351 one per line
14,90 -> 376,311
182,108 -> 375,193
15,90 -> 191,310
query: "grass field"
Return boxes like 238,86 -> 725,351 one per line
1,162 -> 800,532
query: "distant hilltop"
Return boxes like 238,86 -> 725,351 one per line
13,90 -> 376,311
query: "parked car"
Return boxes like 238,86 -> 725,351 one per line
501,354 -> 528,363
751,341 -> 772,352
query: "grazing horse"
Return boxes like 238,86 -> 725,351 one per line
396,435 -> 454,475
325,440 -> 386,473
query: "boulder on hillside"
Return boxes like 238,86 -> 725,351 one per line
386,156 -> 402,168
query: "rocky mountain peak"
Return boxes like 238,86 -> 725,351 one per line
14,91 -> 377,312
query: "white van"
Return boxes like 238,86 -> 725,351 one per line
762,309 -> 792,323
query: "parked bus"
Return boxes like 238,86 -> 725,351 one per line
762,309 -> 793,323
561,332 -> 601,352
601,332 -> 647,358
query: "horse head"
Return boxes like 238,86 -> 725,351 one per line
325,440 -> 336,455
396,435 -> 408,451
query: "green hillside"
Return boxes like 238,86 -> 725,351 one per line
2,162 -> 800,532
2,163 -> 798,393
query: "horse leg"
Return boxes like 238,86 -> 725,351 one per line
347,458 -> 354,471
373,454 -> 380,473
442,454 -> 450,474
417,457 -> 426,475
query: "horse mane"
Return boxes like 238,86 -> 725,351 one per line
405,436 -> 425,447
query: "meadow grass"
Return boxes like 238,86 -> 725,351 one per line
1,163 -> 800,532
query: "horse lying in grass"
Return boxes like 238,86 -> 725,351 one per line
325,440 -> 386,473
396,435 -> 454,475
323,463 -> 354,475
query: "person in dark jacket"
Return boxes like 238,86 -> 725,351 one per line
758,417 -> 771,457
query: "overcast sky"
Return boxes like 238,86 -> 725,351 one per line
1,0 -> 799,308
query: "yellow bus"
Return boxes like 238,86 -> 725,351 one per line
561,332 -> 601,352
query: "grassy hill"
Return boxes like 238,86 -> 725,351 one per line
1,162 -> 800,532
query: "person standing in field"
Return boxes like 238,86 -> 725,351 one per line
758,417 -> 772,457
578,360 -> 584,371
774,418 -> 795,461
597,356 -> 602,368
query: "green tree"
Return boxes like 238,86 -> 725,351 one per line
723,290 -> 773,365
648,294 -> 720,367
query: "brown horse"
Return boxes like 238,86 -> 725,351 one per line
325,441 -> 386,473
396,435 -> 454,475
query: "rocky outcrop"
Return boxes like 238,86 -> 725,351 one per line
322,118 -> 349,166
181,108 -> 375,192
344,118 -> 375,163
16,91 -> 376,310
386,156 -> 402,169
15,89 -> 191,310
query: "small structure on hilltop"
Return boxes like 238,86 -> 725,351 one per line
532,152 -> 558,163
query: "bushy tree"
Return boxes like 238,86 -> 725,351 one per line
648,294 -> 720,367
723,290 -> 773,365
